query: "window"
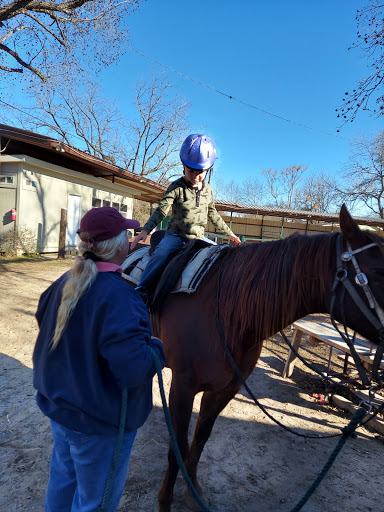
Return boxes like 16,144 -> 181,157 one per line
0,175 -> 14,184
25,178 -> 37,189
92,199 -> 128,216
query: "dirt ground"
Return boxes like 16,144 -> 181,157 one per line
1,258 -> 384,512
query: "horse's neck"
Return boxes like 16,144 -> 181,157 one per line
221,234 -> 337,342
281,234 -> 336,320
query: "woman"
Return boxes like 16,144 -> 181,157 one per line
33,206 -> 165,512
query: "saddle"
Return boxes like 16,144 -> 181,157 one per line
122,233 -> 229,309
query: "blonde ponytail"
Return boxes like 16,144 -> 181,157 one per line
51,231 -> 127,349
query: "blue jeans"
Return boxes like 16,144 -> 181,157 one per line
138,231 -> 185,289
45,420 -> 137,512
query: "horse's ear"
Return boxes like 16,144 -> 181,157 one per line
339,204 -> 362,242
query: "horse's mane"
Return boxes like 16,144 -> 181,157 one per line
219,229 -> 384,344
219,232 -> 339,344
151,228 -> 384,345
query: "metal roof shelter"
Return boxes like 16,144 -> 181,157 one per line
214,201 -> 384,229
0,124 -> 167,203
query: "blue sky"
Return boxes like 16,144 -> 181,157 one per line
98,0 -> 382,189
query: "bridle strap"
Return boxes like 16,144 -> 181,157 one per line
330,288 -> 371,387
331,233 -> 384,385
331,235 -> 371,386
347,241 -> 384,325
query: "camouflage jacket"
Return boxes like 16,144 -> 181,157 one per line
142,177 -> 235,240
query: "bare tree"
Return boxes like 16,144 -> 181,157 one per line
1,75 -> 190,182
4,78 -> 125,164
125,78 -> 190,183
212,176 -> 242,203
337,132 -> 384,218
213,175 -> 265,209
295,172 -> 339,213
336,1 -> 384,124
262,165 -> 308,208
0,0 -> 142,82
225,180 -> 243,203
239,176 -> 265,205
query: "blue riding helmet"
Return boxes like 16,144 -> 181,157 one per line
180,134 -> 217,170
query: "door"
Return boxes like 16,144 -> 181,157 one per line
66,195 -> 81,248
0,188 -> 17,234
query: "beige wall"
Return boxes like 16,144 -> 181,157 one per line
0,154 -> 135,253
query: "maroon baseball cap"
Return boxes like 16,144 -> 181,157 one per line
77,206 -> 140,242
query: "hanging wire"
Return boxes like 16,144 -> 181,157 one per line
2,48 -> 351,145
129,48 -> 350,141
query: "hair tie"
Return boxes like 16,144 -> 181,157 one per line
83,251 -> 103,262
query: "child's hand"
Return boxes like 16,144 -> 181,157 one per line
230,234 -> 242,245
131,230 -> 148,250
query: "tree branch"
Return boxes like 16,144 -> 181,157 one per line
0,42 -> 45,80
0,24 -> 26,45
0,0 -> 91,21
0,0 -> 32,22
22,11 -> 66,46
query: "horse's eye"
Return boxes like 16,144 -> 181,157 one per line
372,268 -> 384,277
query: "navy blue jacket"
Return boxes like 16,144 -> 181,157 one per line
33,270 -> 165,435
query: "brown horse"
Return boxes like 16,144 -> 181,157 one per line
132,206 -> 384,512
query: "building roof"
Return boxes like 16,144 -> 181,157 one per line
0,124 -> 167,203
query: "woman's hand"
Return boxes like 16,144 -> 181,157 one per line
131,230 -> 148,250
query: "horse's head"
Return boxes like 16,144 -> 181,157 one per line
336,205 -> 384,350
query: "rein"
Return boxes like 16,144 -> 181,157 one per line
215,231 -> 384,429
216,265 -> 343,440
330,233 -> 384,387
213,238 -> 384,510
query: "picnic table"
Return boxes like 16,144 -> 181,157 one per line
282,318 -> 384,379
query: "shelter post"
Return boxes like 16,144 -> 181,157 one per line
58,208 -> 67,259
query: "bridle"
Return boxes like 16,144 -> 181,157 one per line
330,233 -> 384,387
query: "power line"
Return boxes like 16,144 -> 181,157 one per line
130,48 -> 350,141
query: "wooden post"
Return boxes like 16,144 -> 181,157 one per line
282,328 -> 303,378
58,208 -> 67,259
260,215 -> 264,240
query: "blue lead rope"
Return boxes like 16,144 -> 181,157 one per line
98,388 -> 128,512
150,347 -> 365,512
149,347 -> 212,512
290,406 -> 367,512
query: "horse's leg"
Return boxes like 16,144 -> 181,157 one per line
183,383 -> 242,511
158,378 -> 196,512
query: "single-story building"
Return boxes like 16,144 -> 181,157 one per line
0,124 -> 166,253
